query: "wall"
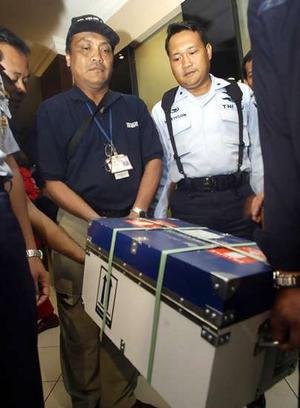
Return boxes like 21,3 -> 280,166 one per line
236,0 -> 250,55
11,75 -> 42,147
134,15 -> 182,110
106,0 -> 184,109
40,54 -> 72,100
107,0 -> 184,53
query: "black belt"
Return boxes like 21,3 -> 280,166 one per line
97,208 -> 130,217
176,171 -> 250,193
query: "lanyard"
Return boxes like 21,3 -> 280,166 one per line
86,102 -> 113,145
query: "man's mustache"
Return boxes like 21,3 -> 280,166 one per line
88,62 -> 105,70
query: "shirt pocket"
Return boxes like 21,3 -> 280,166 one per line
171,114 -> 191,156
219,105 -> 250,147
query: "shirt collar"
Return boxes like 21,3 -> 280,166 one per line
69,86 -> 121,111
174,74 -> 231,102
213,75 -> 231,90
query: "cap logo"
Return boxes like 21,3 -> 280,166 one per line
76,16 -> 103,23
66,14 -> 120,50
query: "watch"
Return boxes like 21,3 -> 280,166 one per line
273,271 -> 300,288
131,207 -> 147,218
26,249 -> 43,260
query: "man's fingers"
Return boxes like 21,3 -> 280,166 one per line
36,293 -> 48,306
271,288 -> 300,351
36,280 -> 49,306
287,321 -> 300,350
270,315 -> 287,345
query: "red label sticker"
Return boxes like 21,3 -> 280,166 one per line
125,219 -> 177,228
125,219 -> 157,228
208,246 -> 265,264
153,220 -> 177,228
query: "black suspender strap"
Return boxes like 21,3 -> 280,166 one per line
224,82 -> 244,175
66,91 -> 111,160
161,87 -> 190,186
66,116 -> 91,161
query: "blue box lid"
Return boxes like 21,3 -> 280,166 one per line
88,218 -> 274,327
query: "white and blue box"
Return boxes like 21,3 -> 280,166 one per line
82,218 -> 297,408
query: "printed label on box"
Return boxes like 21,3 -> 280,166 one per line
125,219 -> 177,228
179,228 -> 223,241
207,246 -> 265,264
96,265 -> 118,328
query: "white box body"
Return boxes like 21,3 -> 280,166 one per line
82,249 -> 292,408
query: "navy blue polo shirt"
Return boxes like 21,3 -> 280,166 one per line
36,86 -> 163,212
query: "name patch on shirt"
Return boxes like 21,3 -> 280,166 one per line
126,121 -> 139,128
171,113 -> 187,121
222,103 -> 234,109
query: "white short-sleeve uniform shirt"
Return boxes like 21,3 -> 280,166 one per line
152,75 -> 263,218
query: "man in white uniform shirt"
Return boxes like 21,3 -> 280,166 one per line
153,21 -> 264,240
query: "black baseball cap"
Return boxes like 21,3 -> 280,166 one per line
66,14 -> 120,52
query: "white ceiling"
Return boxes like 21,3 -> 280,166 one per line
0,0 -> 129,75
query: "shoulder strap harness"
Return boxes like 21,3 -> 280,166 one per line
161,82 -> 244,185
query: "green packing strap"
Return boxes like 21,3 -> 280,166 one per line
177,227 -> 265,261
100,223 -> 214,339
100,225 -> 168,340
146,243 -> 215,384
144,223 -> 268,383
149,222 -> 266,263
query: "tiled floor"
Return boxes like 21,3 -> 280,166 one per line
39,290 -> 299,407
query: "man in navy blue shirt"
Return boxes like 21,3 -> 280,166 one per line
36,15 -> 162,408
248,0 -> 300,351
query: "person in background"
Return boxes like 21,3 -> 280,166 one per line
153,21 -> 264,240
0,27 -> 48,407
17,153 -> 59,333
16,151 -> 86,333
242,50 -> 253,90
152,20 -> 265,408
0,26 -> 83,335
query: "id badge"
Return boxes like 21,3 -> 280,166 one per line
110,154 -> 133,174
114,170 -> 129,180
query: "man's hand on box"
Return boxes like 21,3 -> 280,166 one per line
271,286 -> 300,350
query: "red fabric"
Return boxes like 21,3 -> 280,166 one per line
37,297 -> 54,320
19,166 -> 40,201
19,166 -> 42,248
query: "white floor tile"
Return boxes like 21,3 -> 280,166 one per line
43,381 -> 57,401
37,287 -> 299,407
39,346 -> 61,382
286,365 -> 299,397
45,381 -> 72,408
266,378 -> 298,408
136,375 -> 299,408
38,325 -> 60,348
